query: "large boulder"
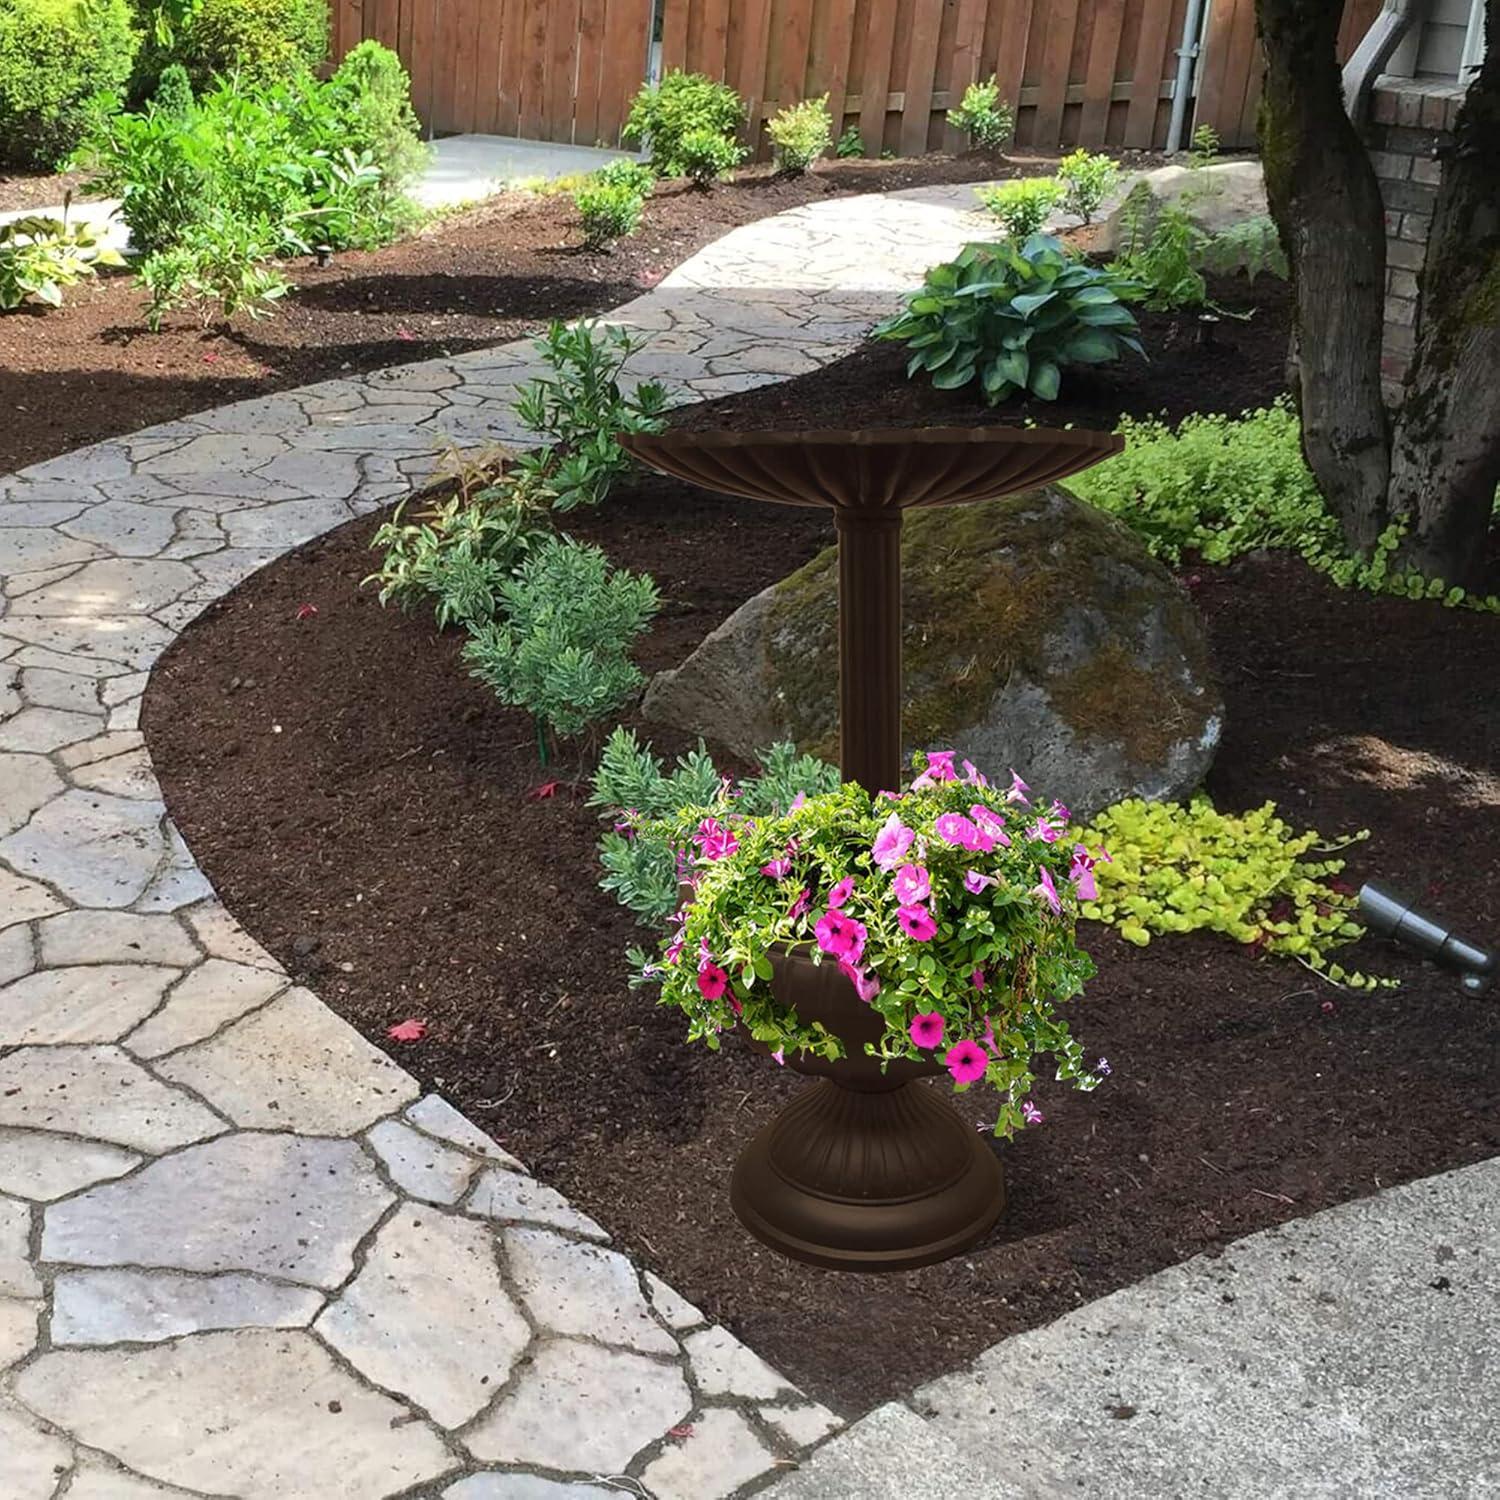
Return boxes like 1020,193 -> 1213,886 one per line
641,486 -> 1222,817
1103,160 -> 1268,253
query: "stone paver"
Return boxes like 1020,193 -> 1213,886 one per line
0,963 -> 178,1045
642,1407 -> 782,1500
366,1116 -> 479,1203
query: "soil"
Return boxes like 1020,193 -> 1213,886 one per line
0,150 -> 1128,475
0,167 -> 95,213
145,320 -> 1500,1411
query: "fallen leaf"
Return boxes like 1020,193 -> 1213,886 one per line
396,327 -> 417,341
668,1424 -> 695,1440
295,602 -> 319,621
526,780 -> 562,800
387,1018 -> 428,1042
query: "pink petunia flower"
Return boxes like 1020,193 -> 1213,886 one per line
934,813 -> 981,849
1007,770 -> 1030,804
963,870 -> 995,895
1068,843 -> 1110,903
871,813 -> 915,870
827,876 -> 855,908
970,804 -> 1011,848
970,967 -> 986,991
771,1047 -> 785,1066
789,791 -> 807,811
1028,816 -> 1062,844
897,904 -> 938,941
1032,866 -> 1062,914
839,959 -> 881,1003
760,857 -> 792,879
1022,1100 -> 1044,1125
1051,799 -> 1071,822
697,964 -> 729,1000
962,759 -> 988,787
911,750 -> 958,789
945,1039 -> 989,1085
909,1012 -> 945,1049
694,817 -> 739,861
786,887 -> 811,922
815,910 -> 867,964
892,863 -> 931,904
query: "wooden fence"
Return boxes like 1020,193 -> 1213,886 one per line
332,0 -> 1382,154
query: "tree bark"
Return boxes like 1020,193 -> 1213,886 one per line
1387,2 -> 1500,587
1256,0 -> 1392,552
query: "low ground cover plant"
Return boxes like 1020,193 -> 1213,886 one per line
835,124 -> 864,158
946,76 -> 1013,153
0,205 -> 124,308
615,749 -> 1104,1138
767,94 -> 831,174
976,176 -> 1060,240
0,0 -> 139,168
623,70 -> 745,180
875,233 -> 1142,403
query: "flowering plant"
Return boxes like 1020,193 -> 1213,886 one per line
627,751 -> 1108,1137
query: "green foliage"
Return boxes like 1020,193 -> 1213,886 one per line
174,0 -> 326,90
767,93 -> 831,174
1198,214 -> 1288,282
511,320 -> 669,511
622,69 -> 746,178
874,234 -> 1143,404
946,75 -> 1013,153
1074,796 -> 1393,989
1188,122 -> 1219,167
595,157 -> 656,196
976,176 -> 1061,240
1055,148 -> 1119,225
589,729 -> 841,925
151,59 -> 193,116
321,40 -> 428,200
623,753 -> 1101,1137
461,537 -> 660,749
0,0 -> 139,168
0,206 -> 125,309
1109,192 -> 1207,310
835,123 -> 864,158
135,207 -> 289,328
677,125 -> 746,188
574,179 -> 644,248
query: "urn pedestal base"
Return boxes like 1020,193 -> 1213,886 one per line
730,1076 -> 1005,1272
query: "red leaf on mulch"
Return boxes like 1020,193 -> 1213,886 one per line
386,1018 -> 428,1042
526,780 -> 562,800
668,1424 -> 695,1440
295,603 -> 319,621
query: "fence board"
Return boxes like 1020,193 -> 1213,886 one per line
818,0 -> 861,139
942,0 -> 989,147
899,0 -> 946,155
857,0 -> 903,151
1030,0 -> 1082,145
1079,0 -> 1127,143
993,0 -> 1034,136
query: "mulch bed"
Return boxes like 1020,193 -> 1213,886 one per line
144,293 -> 1500,1412
0,150 -> 1133,475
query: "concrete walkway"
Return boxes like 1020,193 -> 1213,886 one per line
0,183 -> 994,1499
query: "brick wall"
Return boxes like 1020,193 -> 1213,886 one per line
1364,76 -> 1468,402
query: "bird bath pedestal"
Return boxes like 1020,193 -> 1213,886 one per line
623,426 -> 1122,1271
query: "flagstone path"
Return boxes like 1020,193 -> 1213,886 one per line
0,183 -> 998,1500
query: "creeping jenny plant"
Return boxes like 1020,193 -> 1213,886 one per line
627,751 -> 1106,1138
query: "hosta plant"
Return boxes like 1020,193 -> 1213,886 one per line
946,76 -> 1013,153
0,208 -> 124,309
875,234 -> 1143,403
627,751 -> 1107,1137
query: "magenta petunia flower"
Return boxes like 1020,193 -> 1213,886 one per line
760,857 -> 792,879
1008,770 -> 1031,804
1032,866 -> 1062,914
815,910 -> 867,964
1022,1100 -> 1044,1125
1051,799 -> 1071,822
909,1012 -> 945,1049
963,869 -> 995,895
971,967 -> 986,991
1028,816 -> 1062,844
697,964 -> 729,1000
945,1039 -> 989,1085
839,959 -> 881,1003
771,1047 -> 785,1066
892,863 -> 931,904
1069,843 -> 1110,903
970,804 -> 1011,848
786,887 -> 811,922
827,876 -> 855,908
897,903 -> 938,941
962,759 -> 988,787
911,750 -> 958,789
871,813 -> 915,870
694,817 -> 739,861
933,812 -> 981,849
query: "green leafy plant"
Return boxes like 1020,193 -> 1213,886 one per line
574,178 -> 644,248
767,93 -> 831,174
595,156 -> 656,196
320,40 -> 428,198
875,234 -> 1143,404
0,0 -> 139,168
0,203 -> 125,309
835,123 -> 863,158
946,75 -> 1013,153
590,729 -> 841,924
1109,191 -> 1207,310
623,750 -> 1103,1138
174,0 -> 327,90
135,206 -> 290,328
1188,122 -> 1219,167
676,124 -> 746,189
1073,796 -> 1392,989
976,176 -> 1062,240
622,69 -> 745,178
1198,214 -> 1288,282
1055,148 -> 1119,225
151,59 -> 194,117
461,537 -> 660,755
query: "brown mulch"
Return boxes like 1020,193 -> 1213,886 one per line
0,167 -> 95,213
144,313 -> 1500,1413
0,150 -> 1142,475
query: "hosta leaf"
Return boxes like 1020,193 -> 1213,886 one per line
931,363 -> 977,389
1062,329 -> 1121,364
1029,360 -> 1061,400
1010,289 -> 1056,316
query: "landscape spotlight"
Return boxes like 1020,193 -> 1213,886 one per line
1358,882 -> 1495,996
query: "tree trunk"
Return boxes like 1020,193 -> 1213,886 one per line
1257,0 -> 1392,553
1387,3 -> 1500,588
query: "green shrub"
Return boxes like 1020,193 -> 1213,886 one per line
767,93 -> 831,174
135,206 -> 289,328
677,125 -> 745,188
151,58 -> 193,115
595,156 -> 656,196
176,0 -> 326,88
835,124 -> 863,158
1108,191 -> 1207,310
322,40 -> 427,198
574,179 -> 643,248
976,176 -> 1061,240
0,207 -> 125,309
946,76 -> 1013,153
622,69 -> 745,178
875,234 -> 1143,404
1199,214 -> 1288,282
0,0 -> 139,168
1055,148 -> 1119,225
461,537 -> 660,752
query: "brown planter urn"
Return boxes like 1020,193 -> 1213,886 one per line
732,948 -> 1004,1272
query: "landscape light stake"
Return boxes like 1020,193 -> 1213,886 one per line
623,425 -> 1122,1271
1358,882 -> 1495,995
